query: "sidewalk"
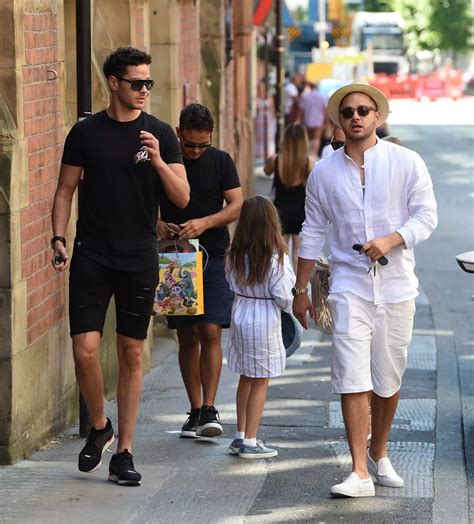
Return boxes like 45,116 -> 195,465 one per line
0,290 -> 469,523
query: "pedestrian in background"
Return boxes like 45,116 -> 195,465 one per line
225,196 -> 295,459
51,47 -> 189,486
293,83 -> 437,497
320,125 -> 346,159
158,103 -> 243,440
383,136 -> 402,145
283,72 -> 305,126
299,81 -> 328,157
264,124 -> 315,268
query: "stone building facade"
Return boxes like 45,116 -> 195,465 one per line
0,0 -> 254,464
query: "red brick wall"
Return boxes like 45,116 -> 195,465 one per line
20,10 -> 66,345
179,3 -> 200,106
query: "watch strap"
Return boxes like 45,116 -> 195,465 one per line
51,236 -> 66,249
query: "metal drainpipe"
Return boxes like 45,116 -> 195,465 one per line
274,0 -> 284,151
76,0 -> 92,438
263,28 -> 269,161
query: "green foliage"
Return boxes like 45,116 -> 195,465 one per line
429,0 -> 473,53
159,256 -> 173,265
389,0 -> 472,56
393,0 -> 438,54
257,43 -> 278,67
292,5 -> 308,23
363,0 -> 396,11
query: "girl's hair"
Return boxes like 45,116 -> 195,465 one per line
278,124 -> 310,186
228,196 -> 287,285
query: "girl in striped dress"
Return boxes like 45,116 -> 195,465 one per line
225,195 -> 295,459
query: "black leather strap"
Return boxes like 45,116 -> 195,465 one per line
51,236 -> 66,249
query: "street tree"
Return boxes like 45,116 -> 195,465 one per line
363,0 -> 395,11
393,0 -> 438,55
292,5 -> 308,23
429,0 -> 473,60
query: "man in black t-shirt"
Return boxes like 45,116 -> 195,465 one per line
158,103 -> 243,439
51,47 -> 189,486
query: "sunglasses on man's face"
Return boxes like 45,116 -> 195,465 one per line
182,139 -> 212,149
117,77 -> 155,91
340,105 -> 377,119
330,138 -> 345,150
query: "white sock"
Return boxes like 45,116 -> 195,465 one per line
243,438 -> 257,447
234,431 -> 245,440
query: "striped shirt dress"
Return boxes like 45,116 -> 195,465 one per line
225,254 -> 295,378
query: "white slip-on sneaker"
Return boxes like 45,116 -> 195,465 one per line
330,472 -> 375,498
367,451 -> 404,487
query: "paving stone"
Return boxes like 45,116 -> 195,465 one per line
329,399 -> 436,432
330,441 -> 435,498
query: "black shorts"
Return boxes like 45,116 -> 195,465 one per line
166,256 -> 234,329
69,252 -> 158,340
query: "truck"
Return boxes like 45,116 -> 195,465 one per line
350,11 -> 409,76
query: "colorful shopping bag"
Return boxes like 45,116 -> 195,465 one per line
154,241 -> 204,316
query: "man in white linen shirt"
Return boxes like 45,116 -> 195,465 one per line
292,83 -> 437,498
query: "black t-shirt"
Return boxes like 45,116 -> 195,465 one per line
62,110 -> 183,271
160,147 -> 240,257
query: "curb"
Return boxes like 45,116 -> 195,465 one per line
428,287 -> 469,524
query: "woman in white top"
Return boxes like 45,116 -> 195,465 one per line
225,196 -> 295,459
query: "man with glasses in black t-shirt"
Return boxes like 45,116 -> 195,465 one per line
51,47 -> 189,486
158,103 -> 243,440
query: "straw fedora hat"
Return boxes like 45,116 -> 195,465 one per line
327,82 -> 389,127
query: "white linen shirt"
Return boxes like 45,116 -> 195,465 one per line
299,139 -> 438,305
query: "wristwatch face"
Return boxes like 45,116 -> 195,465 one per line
292,286 -> 307,297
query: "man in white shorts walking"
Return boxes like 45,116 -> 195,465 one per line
292,83 -> 437,497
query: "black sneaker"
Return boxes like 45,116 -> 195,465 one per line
108,449 -> 141,486
196,405 -> 223,437
78,418 -> 115,472
180,408 -> 201,438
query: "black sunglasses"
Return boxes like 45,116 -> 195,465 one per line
117,77 -> 154,91
182,140 -> 212,149
340,105 -> 376,119
330,137 -> 345,150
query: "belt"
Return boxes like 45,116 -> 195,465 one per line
236,293 -> 273,301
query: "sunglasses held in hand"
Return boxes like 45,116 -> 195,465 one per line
353,244 -> 388,266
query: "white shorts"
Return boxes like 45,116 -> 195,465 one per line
327,292 -> 416,397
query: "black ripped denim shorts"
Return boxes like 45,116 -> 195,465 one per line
69,252 -> 158,340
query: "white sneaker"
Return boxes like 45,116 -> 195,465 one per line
367,451 -> 404,487
330,472 -> 375,498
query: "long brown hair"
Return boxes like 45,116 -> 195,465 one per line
278,123 -> 311,186
228,195 -> 287,285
